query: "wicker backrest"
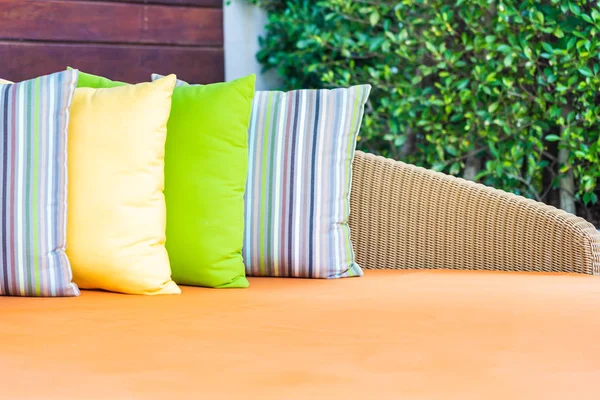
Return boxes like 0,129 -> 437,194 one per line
349,151 -> 600,275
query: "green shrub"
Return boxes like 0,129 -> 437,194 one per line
248,0 -> 600,222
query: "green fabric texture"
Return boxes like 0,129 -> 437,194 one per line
74,69 -> 255,288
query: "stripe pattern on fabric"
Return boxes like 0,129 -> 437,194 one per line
244,86 -> 371,278
0,70 -> 80,296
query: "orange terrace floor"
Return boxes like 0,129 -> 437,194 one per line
2,269 -> 600,399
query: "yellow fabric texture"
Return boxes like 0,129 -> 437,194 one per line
0,78 -> 13,83
67,75 -> 180,295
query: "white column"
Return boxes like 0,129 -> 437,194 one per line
223,0 -> 281,90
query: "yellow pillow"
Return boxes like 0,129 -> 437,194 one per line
67,75 -> 180,295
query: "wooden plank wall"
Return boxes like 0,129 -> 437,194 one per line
0,0 -> 224,83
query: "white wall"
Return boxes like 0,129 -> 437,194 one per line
223,0 -> 281,90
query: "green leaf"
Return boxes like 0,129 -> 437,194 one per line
535,11 -> 544,25
541,42 -> 554,54
456,79 -> 470,90
431,162 -> 446,172
554,26 -> 564,38
539,160 -> 550,168
425,41 -> 436,53
488,102 -> 499,113
475,170 -> 490,181
544,68 -> 557,83
495,163 -> 503,177
445,145 -> 458,156
583,192 -> 593,205
368,36 -> 385,51
502,77 -> 513,87
579,67 -> 594,77
569,2 -> 581,15
449,162 -> 461,175
296,40 -> 310,49
369,11 -> 380,26
394,135 -> 407,147
549,105 -> 562,118
545,134 -> 561,142
489,142 -> 499,157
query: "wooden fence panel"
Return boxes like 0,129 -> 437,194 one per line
0,0 -> 224,83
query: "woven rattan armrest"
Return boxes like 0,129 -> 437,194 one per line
349,151 -> 600,275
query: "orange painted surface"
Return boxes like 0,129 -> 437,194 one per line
2,269 -> 600,399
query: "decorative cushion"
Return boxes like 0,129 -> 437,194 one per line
244,87 -> 371,278
0,71 -> 80,296
151,74 -> 187,88
76,70 -> 255,288
67,75 -> 180,295
152,74 -> 371,278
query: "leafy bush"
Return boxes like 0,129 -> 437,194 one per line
247,0 -> 600,223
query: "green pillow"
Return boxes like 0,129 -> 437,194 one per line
74,69 -> 255,288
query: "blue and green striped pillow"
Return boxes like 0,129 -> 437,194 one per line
152,74 -> 371,278
0,70 -> 80,296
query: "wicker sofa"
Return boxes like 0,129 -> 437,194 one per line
2,152 -> 600,399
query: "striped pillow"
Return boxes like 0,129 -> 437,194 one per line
151,74 -> 187,88
245,87 -> 371,278
0,71 -> 80,296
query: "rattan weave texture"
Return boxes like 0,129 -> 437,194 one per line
349,151 -> 600,275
